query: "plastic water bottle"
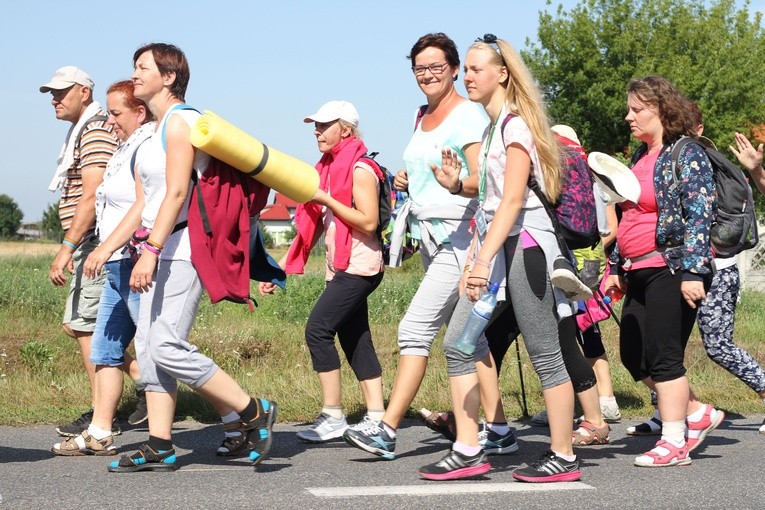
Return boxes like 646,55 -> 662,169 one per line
454,282 -> 500,355
602,287 -> 623,305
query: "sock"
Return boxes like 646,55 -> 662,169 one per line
652,409 -> 661,421
221,411 -> 240,438
381,421 -> 397,438
661,419 -> 686,445
485,422 -> 510,436
599,396 -> 617,407
87,423 -> 111,440
239,398 -> 261,423
321,405 -> 344,420
366,409 -> 385,422
453,441 -> 482,457
686,404 -> 708,423
552,449 -> 577,462
147,435 -> 173,452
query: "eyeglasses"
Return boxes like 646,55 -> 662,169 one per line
412,62 -> 449,76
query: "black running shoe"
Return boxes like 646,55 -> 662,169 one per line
512,450 -> 581,482
108,444 -> 177,473
127,389 -> 148,425
56,408 -> 94,437
418,449 -> 491,481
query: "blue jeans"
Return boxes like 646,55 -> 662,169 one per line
89,259 -> 139,366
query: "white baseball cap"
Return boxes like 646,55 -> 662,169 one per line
304,100 -> 359,128
40,66 -> 94,93
551,124 -> 581,146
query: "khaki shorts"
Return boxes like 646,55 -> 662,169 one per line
63,235 -> 105,332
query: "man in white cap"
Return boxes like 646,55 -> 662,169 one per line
40,66 -> 120,437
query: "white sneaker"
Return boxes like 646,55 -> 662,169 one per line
296,413 -> 348,443
348,413 -> 375,432
550,257 -> 593,301
759,419 -> 765,435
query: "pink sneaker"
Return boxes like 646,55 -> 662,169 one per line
634,439 -> 691,467
686,405 -> 725,452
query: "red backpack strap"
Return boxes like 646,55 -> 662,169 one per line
414,105 -> 428,131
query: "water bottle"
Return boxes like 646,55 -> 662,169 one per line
602,287 -> 623,305
454,282 -> 500,355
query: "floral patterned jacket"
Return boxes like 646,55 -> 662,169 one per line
609,140 -> 717,280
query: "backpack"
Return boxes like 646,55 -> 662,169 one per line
670,137 -> 759,258
501,115 -> 599,250
161,104 -> 286,307
357,151 -> 393,264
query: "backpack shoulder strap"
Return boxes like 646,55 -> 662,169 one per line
669,136 -> 700,194
128,136 -> 151,179
358,152 -> 384,181
161,104 -> 200,151
413,105 -> 428,131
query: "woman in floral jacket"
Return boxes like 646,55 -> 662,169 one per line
606,75 -> 722,468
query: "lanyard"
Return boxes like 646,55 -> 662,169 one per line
479,117 -> 500,202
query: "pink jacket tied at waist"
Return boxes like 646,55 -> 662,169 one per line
285,137 -> 368,274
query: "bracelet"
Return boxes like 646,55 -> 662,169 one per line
146,238 -> 164,250
449,180 -> 463,195
467,276 -> 488,280
474,256 -> 491,268
61,239 -> 77,250
143,243 -> 162,256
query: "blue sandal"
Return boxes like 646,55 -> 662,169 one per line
107,443 -> 177,473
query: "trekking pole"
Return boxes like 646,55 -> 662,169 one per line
515,340 -> 529,418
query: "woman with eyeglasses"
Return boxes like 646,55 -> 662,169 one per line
344,32 -> 515,461
415,34 -> 580,482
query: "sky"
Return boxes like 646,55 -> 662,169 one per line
1,0 -> 761,221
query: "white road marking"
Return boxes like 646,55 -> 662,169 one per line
307,481 -> 594,497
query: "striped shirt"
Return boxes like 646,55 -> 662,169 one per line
58,113 -> 119,234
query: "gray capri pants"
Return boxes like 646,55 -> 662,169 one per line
444,235 -> 570,389
397,243 -> 461,357
135,260 -> 218,393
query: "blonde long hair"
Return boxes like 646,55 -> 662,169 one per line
470,37 -> 562,202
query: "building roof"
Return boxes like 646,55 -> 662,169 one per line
260,202 -> 292,221
274,193 -> 299,208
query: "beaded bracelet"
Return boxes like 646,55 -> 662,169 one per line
146,238 -> 164,250
143,243 -> 162,256
61,239 -> 77,250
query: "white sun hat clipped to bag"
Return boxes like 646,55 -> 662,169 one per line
588,152 -> 641,204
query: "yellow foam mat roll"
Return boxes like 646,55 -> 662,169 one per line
190,110 -> 319,203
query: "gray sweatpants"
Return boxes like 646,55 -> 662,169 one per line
135,260 -> 218,393
444,236 -> 569,389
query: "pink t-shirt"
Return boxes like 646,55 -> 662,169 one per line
323,161 -> 384,279
616,149 -> 665,269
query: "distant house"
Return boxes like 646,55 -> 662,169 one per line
260,193 -> 297,246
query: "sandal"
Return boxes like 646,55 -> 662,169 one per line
216,420 -> 250,457
634,439 -> 691,467
572,420 -> 610,445
52,432 -> 117,456
626,416 -> 662,436
107,444 -> 177,473
419,408 -> 456,442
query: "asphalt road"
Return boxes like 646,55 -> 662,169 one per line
0,413 -> 763,510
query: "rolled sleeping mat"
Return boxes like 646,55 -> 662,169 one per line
190,110 -> 319,203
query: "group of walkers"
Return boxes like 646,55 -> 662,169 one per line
40,32 -> 765,481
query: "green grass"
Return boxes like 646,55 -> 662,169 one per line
1,248 -> 764,426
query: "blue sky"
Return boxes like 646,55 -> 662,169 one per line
1,0 -> 760,221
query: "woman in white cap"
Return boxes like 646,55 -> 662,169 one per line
343,33 -> 519,462
260,100 -> 385,443
605,75 -> 720,467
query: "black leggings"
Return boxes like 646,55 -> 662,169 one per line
305,271 -> 384,380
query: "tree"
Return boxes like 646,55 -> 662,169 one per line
40,202 -> 63,241
524,0 -> 765,156
0,194 -> 23,239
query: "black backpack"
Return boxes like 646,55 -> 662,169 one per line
670,137 -> 759,258
358,152 -> 393,264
